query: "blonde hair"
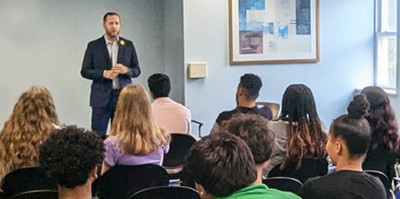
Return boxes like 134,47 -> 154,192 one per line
0,86 -> 59,178
110,84 -> 170,155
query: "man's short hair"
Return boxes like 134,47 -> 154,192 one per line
226,114 -> 275,165
147,73 -> 171,98
39,126 -> 104,189
103,12 -> 120,23
184,132 -> 257,197
239,73 -> 262,100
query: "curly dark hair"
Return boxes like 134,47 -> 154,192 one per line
280,84 -> 327,169
239,73 -> 262,100
184,132 -> 257,197
361,86 -> 399,151
39,126 -> 104,189
226,113 -> 275,164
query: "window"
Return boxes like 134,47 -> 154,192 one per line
375,0 -> 397,91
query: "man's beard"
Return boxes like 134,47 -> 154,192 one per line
106,30 -> 119,38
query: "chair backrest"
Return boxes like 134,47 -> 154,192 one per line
129,186 -> 201,199
365,170 -> 391,189
2,167 -> 57,198
98,164 -> 169,199
262,176 -> 303,194
8,189 -> 58,199
163,134 -> 197,168
191,120 -> 204,138
256,102 -> 280,119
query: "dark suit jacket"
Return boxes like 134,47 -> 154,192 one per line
81,36 -> 140,107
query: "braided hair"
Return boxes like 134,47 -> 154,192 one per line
280,84 -> 327,169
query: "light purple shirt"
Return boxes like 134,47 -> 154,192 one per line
104,136 -> 169,167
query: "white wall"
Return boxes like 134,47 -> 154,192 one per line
183,0 -> 375,134
0,0 -> 379,135
0,0 -> 167,129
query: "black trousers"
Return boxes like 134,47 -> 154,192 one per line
91,90 -> 120,137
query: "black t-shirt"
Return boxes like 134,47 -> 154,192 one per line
299,170 -> 387,199
216,106 -> 272,126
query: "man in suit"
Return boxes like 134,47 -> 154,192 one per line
81,12 -> 140,137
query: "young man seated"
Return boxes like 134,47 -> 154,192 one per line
298,95 -> 386,199
148,73 -> 192,134
39,126 -> 104,199
225,113 -> 275,184
210,73 -> 272,134
184,132 -> 299,199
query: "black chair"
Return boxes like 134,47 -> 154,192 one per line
2,167 -> 57,198
262,176 -> 303,194
163,134 -> 197,169
191,120 -> 203,138
98,164 -> 169,199
8,190 -> 58,199
128,186 -> 201,199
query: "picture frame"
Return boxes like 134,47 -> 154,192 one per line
229,0 -> 320,65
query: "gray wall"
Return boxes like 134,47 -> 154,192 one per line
0,0 -> 178,130
164,0 -> 184,103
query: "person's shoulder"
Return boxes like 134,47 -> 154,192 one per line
268,120 -> 289,130
298,175 -> 326,199
360,171 -> 387,185
104,136 -> 117,146
300,174 -> 331,192
171,99 -> 191,113
216,109 -> 236,124
88,37 -> 104,45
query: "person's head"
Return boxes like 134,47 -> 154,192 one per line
361,86 -> 398,151
111,84 -> 170,155
328,95 -> 371,165
279,84 -> 326,168
147,73 -> 171,99
236,73 -> 262,104
0,86 -> 59,178
103,12 -> 121,39
185,132 -> 257,198
226,114 -> 275,167
39,126 -> 104,189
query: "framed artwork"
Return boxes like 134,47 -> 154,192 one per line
229,0 -> 320,64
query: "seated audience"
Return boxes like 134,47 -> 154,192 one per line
226,114 -> 275,184
267,84 -> 327,182
184,132 -> 300,199
299,95 -> 386,199
148,73 -> 192,134
361,86 -> 399,178
39,126 -> 104,199
210,73 -> 272,134
101,84 -> 171,174
0,86 -> 59,180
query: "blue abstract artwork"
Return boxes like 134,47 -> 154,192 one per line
278,23 -> 288,39
239,0 -> 265,31
296,0 -> 311,35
